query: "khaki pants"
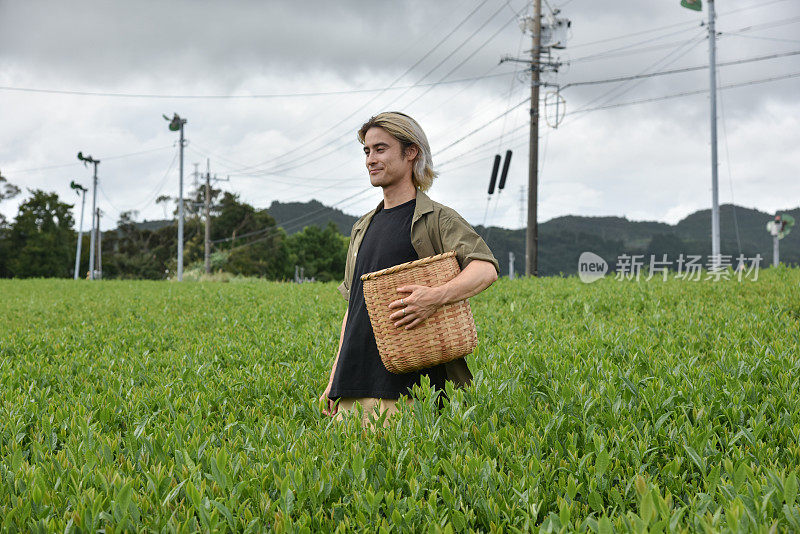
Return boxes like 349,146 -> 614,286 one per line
333,397 -> 414,428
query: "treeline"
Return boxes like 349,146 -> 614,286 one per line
0,177 -> 347,281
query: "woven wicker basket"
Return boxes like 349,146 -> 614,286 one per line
361,251 -> 478,374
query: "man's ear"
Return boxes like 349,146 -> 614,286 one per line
404,144 -> 419,161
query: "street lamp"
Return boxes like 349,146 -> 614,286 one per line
164,113 -> 187,281
77,152 -> 100,280
69,180 -> 88,280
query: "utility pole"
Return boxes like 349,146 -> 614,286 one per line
164,113 -> 187,281
77,152 -> 100,280
96,208 -> 102,279
708,0 -> 720,266
503,1 -> 558,276
204,159 -> 211,274
681,0 -> 720,264
69,181 -> 88,280
528,0 -> 542,277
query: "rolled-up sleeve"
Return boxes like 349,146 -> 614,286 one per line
440,212 -> 499,274
337,280 -> 350,301
338,226 -> 356,301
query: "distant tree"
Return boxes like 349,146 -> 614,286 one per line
102,211 -> 166,279
285,222 -> 348,282
7,190 -> 75,278
645,233 -> 688,263
226,227 -> 289,279
0,173 -> 21,276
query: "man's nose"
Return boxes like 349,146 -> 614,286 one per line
366,151 -> 378,166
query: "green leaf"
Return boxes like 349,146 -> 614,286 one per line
589,491 -> 604,513
640,490 -> 654,524
785,472 -> 797,507
596,450 -> 610,478
117,481 -> 133,515
683,445 -> 705,476
598,516 -> 613,534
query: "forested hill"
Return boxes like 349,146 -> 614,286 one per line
266,200 -> 358,235
131,199 -> 799,278
253,199 -> 799,276
477,204 -> 800,276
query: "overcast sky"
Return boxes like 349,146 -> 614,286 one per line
1,0 -> 798,233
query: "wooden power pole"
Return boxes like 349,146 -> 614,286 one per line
526,0 -> 542,277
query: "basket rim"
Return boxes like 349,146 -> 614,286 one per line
360,251 -> 457,281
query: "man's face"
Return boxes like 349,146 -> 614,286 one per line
363,127 -> 416,189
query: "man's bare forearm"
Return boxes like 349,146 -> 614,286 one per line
433,259 -> 497,306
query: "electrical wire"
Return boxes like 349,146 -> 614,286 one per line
241,1 -> 519,178
716,66 -> 742,256
434,97 -> 531,157
573,71 -> 800,113
589,34 -> 706,111
4,145 -> 173,174
573,32 -> 706,113
724,33 -> 800,45
560,50 -> 800,89
565,0 -> 790,51
402,9 -> 520,110
0,71 -> 517,100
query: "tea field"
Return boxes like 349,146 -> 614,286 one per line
1,269 -> 799,532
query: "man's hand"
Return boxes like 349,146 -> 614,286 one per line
319,387 -> 337,417
388,284 -> 443,330
388,260 -> 498,331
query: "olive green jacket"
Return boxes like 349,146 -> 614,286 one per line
337,190 -> 499,388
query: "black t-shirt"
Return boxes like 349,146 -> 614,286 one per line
328,198 -> 447,400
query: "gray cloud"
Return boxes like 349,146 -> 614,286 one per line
1,0 -> 799,233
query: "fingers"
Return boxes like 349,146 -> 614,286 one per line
389,308 -> 408,321
393,313 -> 415,328
404,317 -> 423,330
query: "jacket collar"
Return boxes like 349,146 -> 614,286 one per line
370,189 -> 434,221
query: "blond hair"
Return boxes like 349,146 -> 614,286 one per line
357,112 -> 437,192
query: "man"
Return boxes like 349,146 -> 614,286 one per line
319,111 -> 499,426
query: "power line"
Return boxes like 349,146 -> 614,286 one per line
437,70 -> 799,170
0,71 -> 516,100
560,50 -> 800,89
4,145 -> 173,174
238,0 -> 520,178
724,33 -> 800,45
575,33 -> 707,111
401,9 -> 520,109
567,17 -> 800,64
566,0 -> 790,50
215,0 -> 499,176
433,97 -> 531,157
573,71 -> 800,114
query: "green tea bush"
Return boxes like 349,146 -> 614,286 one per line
1,269 -> 798,532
